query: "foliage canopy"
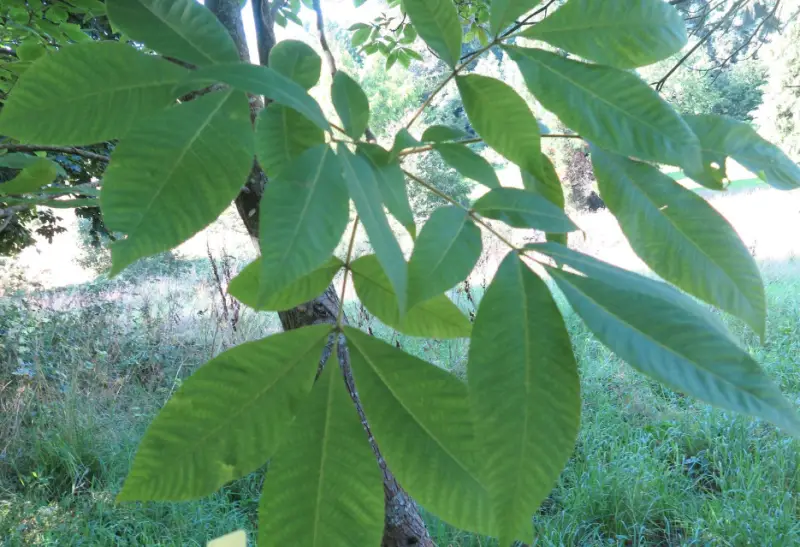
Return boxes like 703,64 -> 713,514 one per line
1,0 -> 799,545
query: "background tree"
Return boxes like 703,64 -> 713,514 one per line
756,11 -> 800,160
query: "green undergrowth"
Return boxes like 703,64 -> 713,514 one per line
2,256 -> 799,546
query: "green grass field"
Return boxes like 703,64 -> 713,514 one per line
2,255 -> 800,546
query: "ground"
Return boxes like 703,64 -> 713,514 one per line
1,179 -> 799,546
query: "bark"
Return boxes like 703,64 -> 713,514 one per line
207,2 -> 433,545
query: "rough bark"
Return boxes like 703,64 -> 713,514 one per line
207,2 -> 433,545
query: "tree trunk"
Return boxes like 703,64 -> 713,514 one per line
207,2 -> 433,545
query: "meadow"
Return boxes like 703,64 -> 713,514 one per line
2,185 -> 800,546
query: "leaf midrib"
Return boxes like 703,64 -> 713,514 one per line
134,0 -> 219,65
271,147 -> 332,283
312,369 -> 336,546
349,334 -> 487,490
153,330 -> 327,480
353,267 -> 467,333
513,48 -> 687,145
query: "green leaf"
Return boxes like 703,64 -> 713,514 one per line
258,360 -> 384,547
490,0 -> 540,36
0,153 -> 51,171
351,26 -> 372,48
106,0 -> 240,67
228,257 -> 343,312
358,144 -> 416,238
402,0 -> 462,68
421,125 -> 467,142
258,145 -> 349,305
408,206 -> 482,308
102,91 -> 253,276
389,128 -> 422,160
255,104 -> 325,178
350,255 -> 471,339
0,158 -> 57,195
505,46 -> 701,171
331,71 -> 370,139
183,63 -> 330,130
592,148 -> 765,336
435,143 -> 500,189
269,39 -> 322,90
118,325 -> 332,501
521,0 -> 687,69
0,42 -> 187,146
344,327 -> 496,535
531,243 -> 800,436
521,155 -> 567,245
16,40 -> 46,62
456,74 -> 541,177
684,114 -> 800,191
337,144 -> 408,312
520,154 -> 564,209
473,187 -> 576,232
469,252 -> 579,544
0,155 -> 64,178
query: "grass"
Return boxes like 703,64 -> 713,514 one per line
2,249 -> 800,546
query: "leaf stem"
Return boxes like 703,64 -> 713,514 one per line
336,215 -> 360,328
402,169 -> 520,253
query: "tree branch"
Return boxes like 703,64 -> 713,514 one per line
653,0 -> 749,91
0,144 -> 109,162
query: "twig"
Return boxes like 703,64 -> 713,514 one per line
313,0 -> 376,142
405,0 -> 558,131
0,143 -> 109,162
402,169 -> 521,253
